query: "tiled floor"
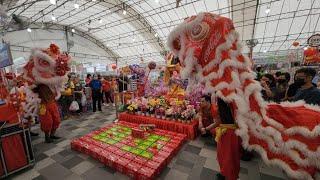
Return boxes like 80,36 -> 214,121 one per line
7,106 -> 288,180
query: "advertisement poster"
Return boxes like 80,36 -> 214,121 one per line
0,43 -> 13,68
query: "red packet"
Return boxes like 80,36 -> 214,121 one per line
153,155 -> 167,167
82,143 -> 91,155
114,157 -> 130,174
133,156 -> 147,165
123,153 -> 136,161
145,160 -> 162,175
113,149 -> 126,157
114,142 -> 124,149
126,162 -> 142,179
137,166 -> 157,180
98,150 -> 110,163
91,147 -> 103,159
107,146 -> 118,153
147,148 -> 158,155
161,146 -> 174,153
97,142 -> 110,149
70,140 -> 81,151
156,140 -> 167,145
105,153 -> 119,168
132,128 -> 145,139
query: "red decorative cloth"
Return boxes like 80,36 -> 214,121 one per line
2,134 -> 28,172
0,103 -> 19,124
40,102 -> 61,134
119,113 -> 198,140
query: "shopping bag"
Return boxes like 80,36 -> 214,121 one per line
81,94 -> 87,106
69,101 -> 80,111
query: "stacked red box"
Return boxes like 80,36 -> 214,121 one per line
114,157 -> 131,174
126,161 -> 142,178
71,123 -> 187,179
137,166 -> 157,180
123,153 -> 136,161
132,128 -> 145,139
105,153 -> 119,168
145,160 -> 163,175
90,147 -> 103,160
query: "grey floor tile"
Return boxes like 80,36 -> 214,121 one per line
261,173 -> 285,180
59,148 -> 73,157
82,166 -> 114,180
200,167 -> 217,180
164,169 -> 189,180
172,164 -> 192,174
158,167 -> 171,180
175,159 -> 194,169
178,151 -> 201,164
35,153 -> 48,162
61,155 -> 84,169
32,175 -> 47,180
39,163 -> 72,180
184,144 -> 201,155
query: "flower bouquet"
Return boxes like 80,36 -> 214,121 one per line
165,108 -> 173,120
126,102 -> 138,114
181,105 -> 196,123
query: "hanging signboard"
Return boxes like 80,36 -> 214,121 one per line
0,43 -> 13,68
307,34 -> 320,47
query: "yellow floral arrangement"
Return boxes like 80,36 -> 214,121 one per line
127,103 -> 138,112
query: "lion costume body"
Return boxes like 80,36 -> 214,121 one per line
167,12 -> 320,180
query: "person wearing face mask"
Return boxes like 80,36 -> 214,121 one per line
89,74 -> 103,112
274,72 -> 290,102
285,72 -> 300,101
292,68 -> 320,105
260,74 -> 277,101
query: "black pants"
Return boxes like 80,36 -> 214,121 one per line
92,90 -> 102,112
104,91 -> 114,103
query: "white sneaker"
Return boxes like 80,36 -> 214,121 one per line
112,103 -> 115,107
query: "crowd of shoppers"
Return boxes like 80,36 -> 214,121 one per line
257,67 -> 320,105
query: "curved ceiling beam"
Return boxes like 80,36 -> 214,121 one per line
6,22 -> 120,61
88,0 -> 167,55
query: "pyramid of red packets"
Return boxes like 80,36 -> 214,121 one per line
71,121 -> 186,180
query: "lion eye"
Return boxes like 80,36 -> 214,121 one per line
173,38 -> 181,51
39,59 -> 50,67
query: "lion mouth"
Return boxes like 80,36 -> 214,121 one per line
38,71 -> 54,78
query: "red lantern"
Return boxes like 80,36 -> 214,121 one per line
292,41 -> 299,47
148,61 -> 156,70
304,47 -> 317,57
111,64 -> 117,70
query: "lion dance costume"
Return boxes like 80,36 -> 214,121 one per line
21,44 -> 71,142
168,12 -> 320,180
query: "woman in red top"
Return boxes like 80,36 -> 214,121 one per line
198,95 -> 219,137
85,74 -> 92,87
102,76 -> 114,106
